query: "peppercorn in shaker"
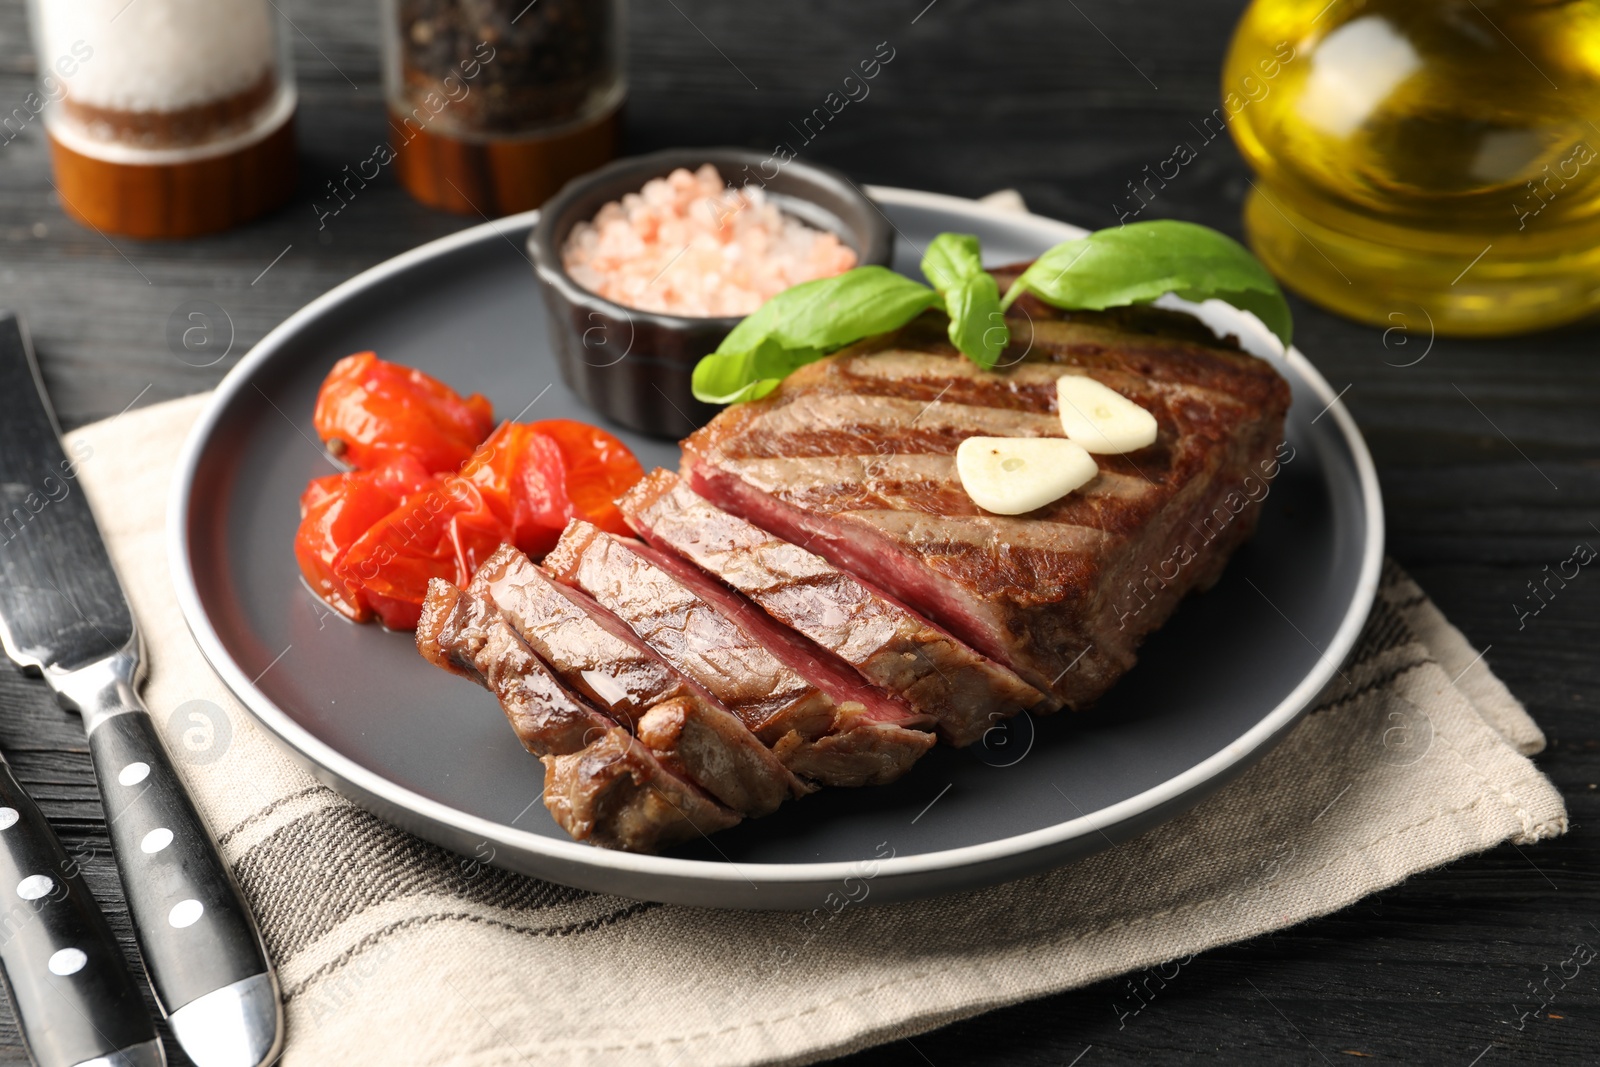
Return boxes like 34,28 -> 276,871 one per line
381,0 -> 624,215
29,0 -> 297,238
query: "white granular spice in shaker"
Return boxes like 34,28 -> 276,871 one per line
39,0 -> 276,119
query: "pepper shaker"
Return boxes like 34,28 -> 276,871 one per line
381,0 -> 624,215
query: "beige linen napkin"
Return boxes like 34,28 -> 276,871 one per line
68,393 -> 1566,1067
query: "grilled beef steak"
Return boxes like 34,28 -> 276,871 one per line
471,544 -> 808,816
619,470 -> 1044,745
681,306 -> 1291,707
415,579 -> 737,851
544,519 -> 936,785
411,275 -> 1291,853
417,578 -> 612,756
543,728 -> 740,852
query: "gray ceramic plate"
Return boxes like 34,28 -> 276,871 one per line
170,188 -> 1383,910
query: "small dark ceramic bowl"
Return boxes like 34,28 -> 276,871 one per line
528,148 -> 893,438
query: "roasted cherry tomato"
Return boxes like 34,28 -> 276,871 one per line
519,419 -> 644,542
297,370 -> 645,628
459,419 -> 643,558
312,351 -> 494,473
294,456 -> 432,622
338,475 -> 511,630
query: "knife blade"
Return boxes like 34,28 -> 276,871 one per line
0,312 -> 282,1067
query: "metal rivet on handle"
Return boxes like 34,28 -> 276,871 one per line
169,899 -> 204,928
16,875 -> 52,900
141,828 -> 173,854
0,808 -> 16,831
118,762 -> 150,786
48,948 -> 86,976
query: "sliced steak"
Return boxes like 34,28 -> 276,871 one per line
415,579 -> 737,852
619,470 -> 1042,746
543,728 -> 741,851
681,303 -> 1291,708
544,520 -> 935,784
417,578 -> 612,756
471,544 -> 808,816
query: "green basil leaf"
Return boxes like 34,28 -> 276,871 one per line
717,265 -> 941,356
691,265 -> 939,404
920,232 -> 985,293
943,272 -> 1007,370
920,232 -> 1008,368
690,336 -> 826,405
1001,220 -> 1292,347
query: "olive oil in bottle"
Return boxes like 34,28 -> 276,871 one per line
1225,0 -> 1600,336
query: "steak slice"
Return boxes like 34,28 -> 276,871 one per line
543,728 -> 740,851
619,470 -> 1043,746
471,544 -> 808,816
416,578 -> 611,756
544,520 -> 935,784
415,579 -> 737,852
681,301 -> 1292,707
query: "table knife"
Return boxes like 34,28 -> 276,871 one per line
0,312 -> 282,1067
0,750 -> 164,1067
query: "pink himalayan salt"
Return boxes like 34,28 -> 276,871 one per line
561,164 -> 858,318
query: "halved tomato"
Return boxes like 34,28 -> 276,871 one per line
338,476 -> 511,630
520,419 -> 645,541
312,351 -> 494,473
293,455 -> 432,622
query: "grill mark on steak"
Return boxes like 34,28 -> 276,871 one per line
544,519 -> 937,786
470,544 -> 809,817
870,295 -> 1283,411
544,521 -> 835,737
703,454 -> 1151,534
620,470 -> 1047,745
416,578 -> 615,756
415,579 -> 737,852
627,544 -> 937,786
682,308 -> 1291,706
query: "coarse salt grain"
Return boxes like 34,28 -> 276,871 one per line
562,165 -> 858,318
39,0 -> 277,115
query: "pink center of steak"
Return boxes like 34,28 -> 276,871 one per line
620,468 -> 1043,745
542,520 -> 838,740
634,540 -> 926,729
679,310 -> 1291,707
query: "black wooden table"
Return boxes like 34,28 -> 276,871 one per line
1,2 -> 1595,1063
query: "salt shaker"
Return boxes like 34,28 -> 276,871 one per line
29,0 -> 297,239
381,0 -> 624,215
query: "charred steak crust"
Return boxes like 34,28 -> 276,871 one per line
543,520 -> 837,739
545,518 -> 937,785
543,728 -> 740,852
628,539 -> 938,786
417,578 -> 612,756
470,544 -> 809,816
619,470 -> 1043,746
680,303 -> 1291,707
772,707 -> 935,788
415,579 -> 737,852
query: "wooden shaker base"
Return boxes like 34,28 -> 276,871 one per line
48,112 -> 298,239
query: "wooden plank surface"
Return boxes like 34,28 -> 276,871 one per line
0,1 -> 1595,1063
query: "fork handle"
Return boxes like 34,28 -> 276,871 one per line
0,757 -> 162,1067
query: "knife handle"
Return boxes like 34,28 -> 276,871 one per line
0,758 -> 164,1067
86,708 -> 281,1064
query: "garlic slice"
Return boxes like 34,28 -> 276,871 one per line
955,436 -> 1099,516
1056,375 -> 1158,454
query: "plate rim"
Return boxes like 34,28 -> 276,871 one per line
167,187 -> 1385,892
